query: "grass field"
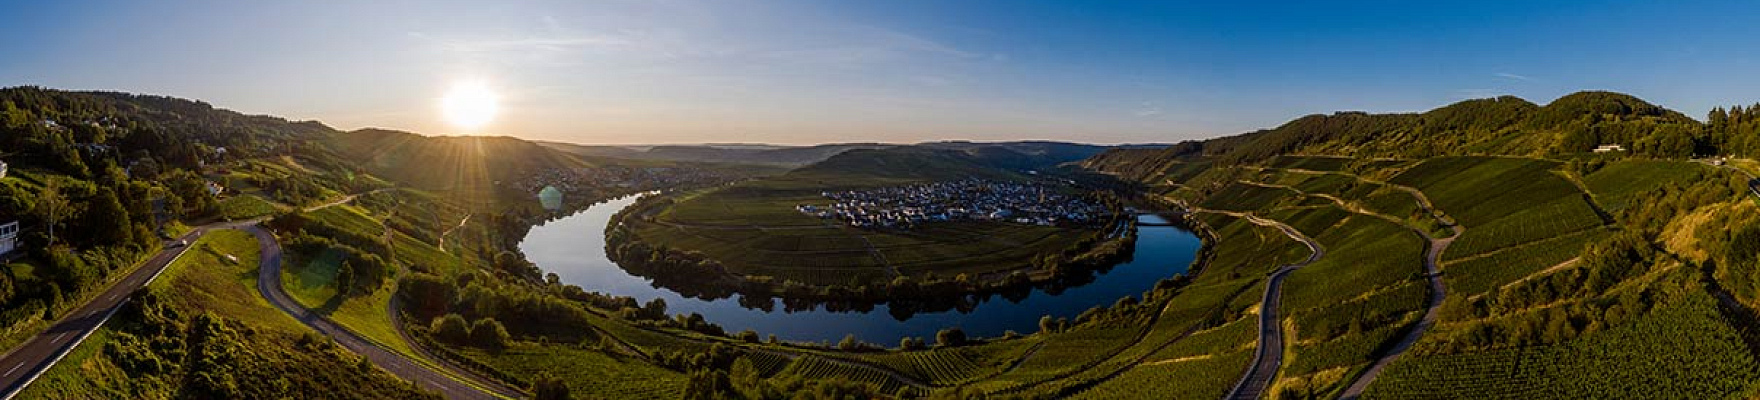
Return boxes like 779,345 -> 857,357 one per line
630,176 -> 1104,285
19,229 -> 425,399
217,194 -> 282,220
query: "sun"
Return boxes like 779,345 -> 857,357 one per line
441,80 -> 499,131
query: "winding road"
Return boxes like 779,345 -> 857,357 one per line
1207,210 -> 1324,400
0,219 -> 259,400
250,224 -> 523,399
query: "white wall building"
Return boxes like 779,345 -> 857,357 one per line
0,221 -> 19,256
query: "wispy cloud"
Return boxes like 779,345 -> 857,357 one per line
409,31 -> 632,54
1494,72 -> 1534,82
1134,101 -> 1164,117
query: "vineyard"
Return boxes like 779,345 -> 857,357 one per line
1268,155 -> 1355,171
1442,228 -> 1610,298
1198,182 -> 1297,211
1365,291 -> 1756,399
1440,195 -> 1607,260
860,347 -> 992,386
1582,160 -> 1711,211
1069,350 -> 1253,400
777,355 -> 913,393
1281,216 -> 1426,312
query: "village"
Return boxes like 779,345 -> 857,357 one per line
797,179 -> 1108,229
511,164 -> 746,198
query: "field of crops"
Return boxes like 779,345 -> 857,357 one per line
779,355 -> 913,393
1583,160 -> 1711,211
457,344 -> 689,399
1269,155 -> 1355,171
1389,157 -> 1588,227
859,347 -> 991,386
1441,195 -> 1606,260
1286,322 -> 1407,377
1282,216 -> 1426,313
218,194 -> 280,219
1365,292 -> 1757,399
1198,182 -> 1296,211
971,328 -> 1142,393
1442,228 -> 1610,298
1266,205 -> 1353,239
1293,281 -> 1428,342
1070,349 -> 1253,400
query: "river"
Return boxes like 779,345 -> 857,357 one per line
520,194 -> 1203,344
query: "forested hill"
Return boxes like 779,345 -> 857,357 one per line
784,141 -> 1110,182
1085,91 -> 1726,174
327,128 -> 594,194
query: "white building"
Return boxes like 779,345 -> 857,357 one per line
0,160 -> 7,179
1592,144 -> 1627,153
0,221 -> 19,256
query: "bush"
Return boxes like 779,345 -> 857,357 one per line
936,328 -> 967,347
470,317 -> 512,349
431,314 -> 471,344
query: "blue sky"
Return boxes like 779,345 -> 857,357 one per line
4,0 -> 1759,145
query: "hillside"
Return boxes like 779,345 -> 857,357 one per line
541,140 -> 1119,168
1087,91 -> 1706,177
324,128 -> 591,196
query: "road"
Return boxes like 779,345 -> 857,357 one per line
1209,210 -> 1323,400
1337,225 -> 1457,399
0,220 -> 255,400
248,225 -> 523,399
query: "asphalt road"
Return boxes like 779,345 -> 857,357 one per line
1337,228 -> 1456,399
1217,212 -> 1323,400
247,225 -> 523,400
0,221 -> 247,400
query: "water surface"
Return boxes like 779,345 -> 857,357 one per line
520,195 -> 1203,343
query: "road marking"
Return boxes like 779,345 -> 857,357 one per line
4,362 -> 21,376
52,333 -> 68,343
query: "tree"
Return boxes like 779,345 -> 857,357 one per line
530,372 -> 572,400
936,328 -> 967,347
470,318 -> 511,349
335,261 -> 356,296
837,334 -> 861,351
430,314 -> 471,343
1040,315 -> 1057,334
82,187 -> 133,246
36,179 -> 71,245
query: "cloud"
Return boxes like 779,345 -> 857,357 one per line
1134,101 -> 1164,117
1494,72 -> 1534,82
409,31 -> 632,54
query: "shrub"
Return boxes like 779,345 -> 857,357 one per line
431,314 -> 471,344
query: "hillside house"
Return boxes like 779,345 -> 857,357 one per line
1592,144 -> 1626,153
0,220 -> 19,256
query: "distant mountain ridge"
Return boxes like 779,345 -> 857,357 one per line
541,140 -> 1142,167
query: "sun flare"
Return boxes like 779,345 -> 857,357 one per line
441,80 -> 499,131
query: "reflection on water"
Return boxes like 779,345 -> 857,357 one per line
520,195 -> 1203,343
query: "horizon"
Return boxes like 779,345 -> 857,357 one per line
8,1 -> 1760,145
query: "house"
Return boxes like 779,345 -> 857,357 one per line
1592,144 -> 1626,153
0,160 -> 7,179
0,220 -> 19,256
205,181 -> 225,196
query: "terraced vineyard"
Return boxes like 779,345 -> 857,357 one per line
779,355 -> 914,393
1442,228 -> 1610,298
1365,290 -> 1756,399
